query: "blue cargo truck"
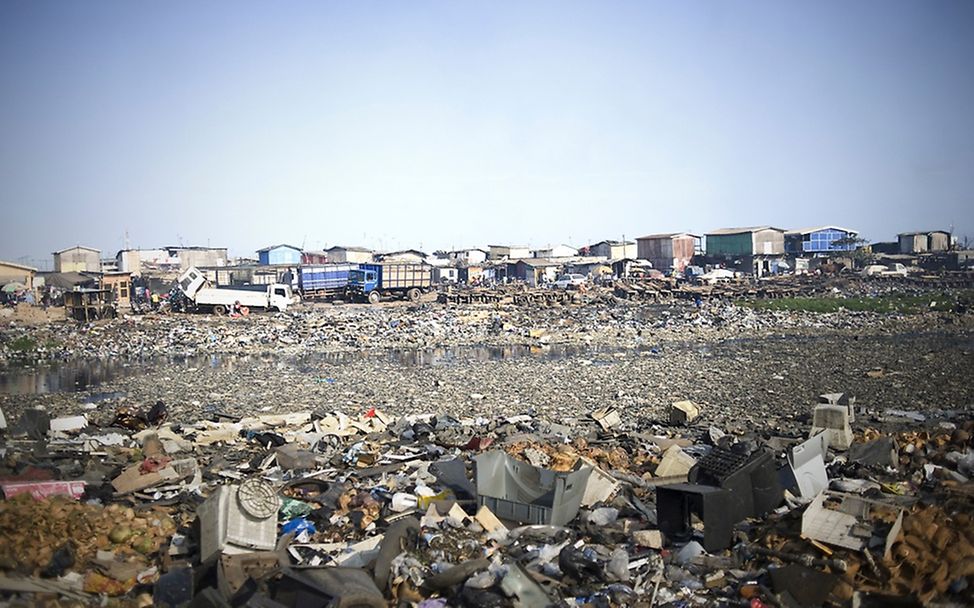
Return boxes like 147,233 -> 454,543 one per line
297,264 -> 358,301
347,263 -> 433,304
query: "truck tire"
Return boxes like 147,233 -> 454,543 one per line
407,288 -> 421,302
212,304 -> 227,315
368,291 -> 381,305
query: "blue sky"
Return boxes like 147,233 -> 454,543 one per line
1,0 -> 972,267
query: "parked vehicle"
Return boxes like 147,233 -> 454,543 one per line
697,269 -> 736,284
346,263 -> 433,304
861,263 -> 909,277
175,267 -> 295,314
553,274 -> 587,289
298,264 -> 358,301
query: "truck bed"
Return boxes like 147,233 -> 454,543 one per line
195,288 -> 269,308
299,264 -> 356,293
377,264 -> 433,289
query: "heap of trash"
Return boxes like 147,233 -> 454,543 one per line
0,391 -> 972,607
3,296 -> 964,368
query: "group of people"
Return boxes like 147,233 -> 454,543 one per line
0,289 -> 33,307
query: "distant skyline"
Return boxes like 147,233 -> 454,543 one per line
2,0 -> 972,269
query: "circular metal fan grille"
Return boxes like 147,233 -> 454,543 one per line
237,479 -> 279,519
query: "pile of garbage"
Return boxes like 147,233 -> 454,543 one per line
0,391 -> 972,606
3,296 -> 966,368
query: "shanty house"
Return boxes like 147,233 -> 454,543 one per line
0,260 -> 36,289
565,257 -> 610,278
447,248 -> 489,265
325,246 -> 373,264
488,245 -> 531,260
116,249 -> 167,273
705,227 -> 786,277
433,267 -> 459,283
898,231 -> 950,254
706,227 -> 785,257
301,250 -> 329,265
376,249 -> 427,264
636,233 -> 701,273
928,231 -> 951,252
458,265 -> 484,284
586,240 -> 636,259
101,272 -> 133,309
257,244 -> 302,266
172,247 -> 227,270
53,246 -> 101,273
532,244 -> 578,258
40,271 -> 98,291
511,259 -> 563,286
612,258 -> 655,279
784,226 -> 859,255
116,247 -> 227,274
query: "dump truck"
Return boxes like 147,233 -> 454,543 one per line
346,263 -> 433,304
297,264 -> 358,301
175,267 -> 296,314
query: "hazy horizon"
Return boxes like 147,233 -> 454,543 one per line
2,1 -> 972,270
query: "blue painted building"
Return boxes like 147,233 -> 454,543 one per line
257,244 -> 302,266
784,226 -> 859,255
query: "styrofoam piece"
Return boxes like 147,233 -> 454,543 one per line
591,407 -> 621,430
669,400 -> 700,425
49,415 -> 88,433
579,456 -> 621,507
802,491 -> 904,557
789,432 -> 829,498
801,491 -> 865,551
655,445 -> 697,478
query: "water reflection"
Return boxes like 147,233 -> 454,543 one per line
0,343 -> 646,395
0,359 -> 143,395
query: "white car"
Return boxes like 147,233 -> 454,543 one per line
553,274 -> 587,289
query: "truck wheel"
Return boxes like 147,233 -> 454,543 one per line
212,304 -> 227,315
368,291 -> 380,305
407,288 -> 421,302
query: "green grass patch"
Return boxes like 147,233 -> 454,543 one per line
743,291 -> 973,314
7,336 -> 38,352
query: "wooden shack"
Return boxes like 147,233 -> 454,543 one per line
101,272 -> 133,310
64,289 -> 116,322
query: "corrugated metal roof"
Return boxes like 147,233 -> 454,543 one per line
588,240 -> 635,247
515,258 -> 565,267
52,245 -> 100,255
637,232 -> 701,240
0,260 -> 38,272
378,249 -> 428,257
784,226 -> 858,236
897,230 -> 950,236
256,244 -> 302,253
42,272 -> 98,289
705,226 -> 785,236
326,245 -> 373,253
